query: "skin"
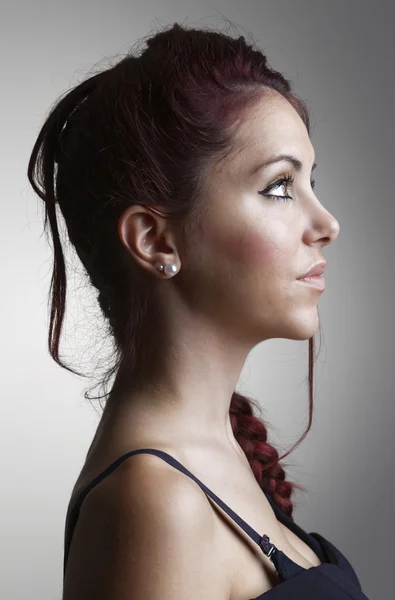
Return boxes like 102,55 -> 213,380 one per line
96,90 -> 339,449
69,91 -> 340,599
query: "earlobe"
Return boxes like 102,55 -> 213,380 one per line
155,263 -> 179,277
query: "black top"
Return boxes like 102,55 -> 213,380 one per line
63,448 -> 370,599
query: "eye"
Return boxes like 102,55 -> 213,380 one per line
258,175 -> 316,202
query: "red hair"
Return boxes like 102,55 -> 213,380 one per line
28,21 -> 321,518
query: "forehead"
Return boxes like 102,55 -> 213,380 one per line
228,92 -> 315,174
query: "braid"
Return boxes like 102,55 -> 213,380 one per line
230,391 -> 305,518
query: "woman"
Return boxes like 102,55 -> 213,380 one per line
28,21 -> 369,600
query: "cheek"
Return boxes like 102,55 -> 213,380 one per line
220,228 -> 279,267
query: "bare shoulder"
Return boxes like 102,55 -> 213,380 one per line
63,451 -> 232,600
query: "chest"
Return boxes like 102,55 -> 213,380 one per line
72,441 -> 322,599
198,472 -> 322,600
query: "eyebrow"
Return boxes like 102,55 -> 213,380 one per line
250,154 -> 317,176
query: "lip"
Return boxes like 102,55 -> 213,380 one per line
297,261 -> 327,279
298,276 -> 326,291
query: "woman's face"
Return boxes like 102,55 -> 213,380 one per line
183,92 -> 340,344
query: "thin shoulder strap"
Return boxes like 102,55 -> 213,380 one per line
63,447 -> 305,582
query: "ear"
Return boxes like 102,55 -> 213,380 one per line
117,205 -> 180,276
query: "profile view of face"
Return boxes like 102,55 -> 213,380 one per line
182,91 -> 340,345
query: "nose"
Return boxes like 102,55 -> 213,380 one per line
307,202 -> 340,247
325,215 -> 340,244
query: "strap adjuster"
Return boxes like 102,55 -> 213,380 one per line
259,534 -> 277,558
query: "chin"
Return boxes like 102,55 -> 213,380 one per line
288,311 -> 320,340
286,329 -> 318,341
248,302 -> 320,343
270,307 -> 320,341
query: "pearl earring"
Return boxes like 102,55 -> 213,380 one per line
155,263 -> 179,277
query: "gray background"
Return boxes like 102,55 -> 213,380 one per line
2,1 -> 394,599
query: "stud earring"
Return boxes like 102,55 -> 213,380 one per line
155,263 -> 179,277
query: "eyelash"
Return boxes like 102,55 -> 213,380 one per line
259,174 -> 316,202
